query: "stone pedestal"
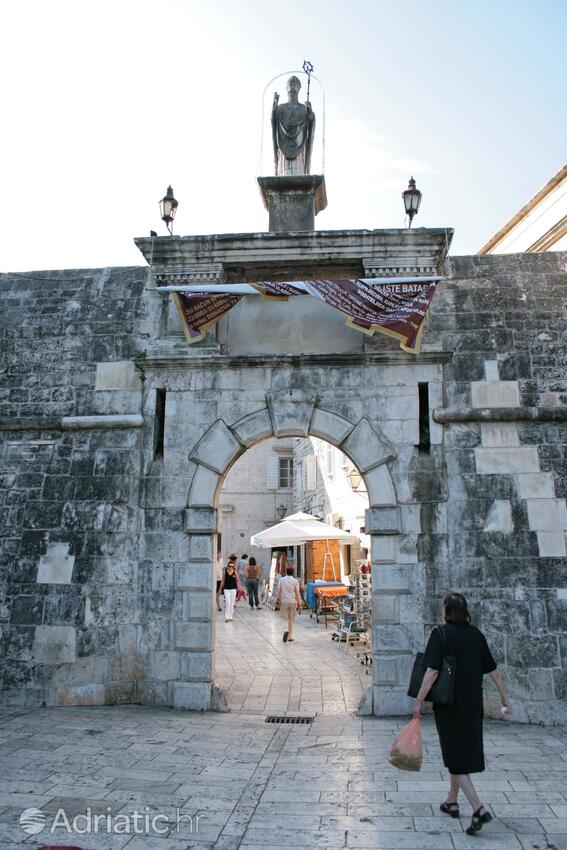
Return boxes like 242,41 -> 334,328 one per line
257,175 -> 327,232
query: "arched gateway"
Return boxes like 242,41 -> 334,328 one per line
182,392 -> 400,714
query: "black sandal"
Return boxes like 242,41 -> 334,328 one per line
439,801 -> 460,818
466,806 -> 492,835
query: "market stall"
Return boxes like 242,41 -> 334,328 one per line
251,512 -> 357,614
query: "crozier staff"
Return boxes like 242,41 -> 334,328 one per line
413,592 -> 512,836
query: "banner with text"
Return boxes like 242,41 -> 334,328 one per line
172,279 -> 437,353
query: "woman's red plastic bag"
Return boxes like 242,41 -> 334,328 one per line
236,588 -> 247,601
388,717 -> 423,771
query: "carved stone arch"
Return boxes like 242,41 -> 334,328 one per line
181,396 -> 408,717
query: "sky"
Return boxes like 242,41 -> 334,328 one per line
1,0 -> 566,272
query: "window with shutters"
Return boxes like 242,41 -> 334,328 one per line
278,457 -> 294,489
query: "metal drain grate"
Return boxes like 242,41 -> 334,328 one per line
265,715 -> 314,725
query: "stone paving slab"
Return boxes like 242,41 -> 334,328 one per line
0,705 -> 566,849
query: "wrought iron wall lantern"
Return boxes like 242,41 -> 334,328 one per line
346,468 -> 362,491
159,185 -> 178,235
402,176 -> 422,228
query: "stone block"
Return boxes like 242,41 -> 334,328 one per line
373,652 -> 414,686
397,534 -> 419,563
373,536 -> 397,563
172,680 -> 212,711
79,684 -> 106,706
357,685 -> 373,715
483,500 -> 513,532
471,380 -> 520,408
527,499 -> 567,531
309,408 -> 354,445
105,557 -> 138,587
143,532 -> 182,561
37,541 -> 75,584
373,686 -> 415,716
175,563 -> 213,591
373,595 -> 399,623
537,532 -> 567,557
152,563 -> 174,590
152,651 -> 181,681
474,447 -> 540,475
516,473 -> 555,499
95,361 -> 142,391
188,534 -> 213,561
341,419 -> 396,473
365,506 -> 401,534
373,564 -> 411,593
33,625 -> 76,664
480,423 -> 520,447
484,360 -> 499,381
373,623 -> 421,652
373,655 -> 401,684
188,465 -> 220,507
365,464 -> 397,507
428,381 -> 443,445
55,687 -> 82,706
184,507 -> 217,534
179,651 -> 213,681
190,419 -> 242,474
401,505 -> 421,533
266,388 -> 317,437
175,621 -> 212,650
231,408 -> 273,447
183,590 -> 214,620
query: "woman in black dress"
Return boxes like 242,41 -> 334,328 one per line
413,593 -> 512,836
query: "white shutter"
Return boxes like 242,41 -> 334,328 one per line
266,456 -> 278,489
295,462 -> 302,497
326,445 -> 336,478
306,455 -> 316,491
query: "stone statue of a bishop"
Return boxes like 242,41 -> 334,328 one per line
271,75 -> 315,176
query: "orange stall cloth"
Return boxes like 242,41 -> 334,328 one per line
314,584 -> 348,628
314,585 -> 348,599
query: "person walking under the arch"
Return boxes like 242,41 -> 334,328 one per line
412,592 -> 512,836
237,554 -> 249,590
220,560 -> 238,622
275,566 -> 302,643
245,557 -> 262,609
214,552 -> 224,612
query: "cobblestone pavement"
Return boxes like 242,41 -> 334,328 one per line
215,600 -> 372,715
1,702 -> 566,850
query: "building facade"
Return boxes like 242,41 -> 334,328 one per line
479,163 -> 567,254
1,229 -> 566,723
218,437 -> 294,566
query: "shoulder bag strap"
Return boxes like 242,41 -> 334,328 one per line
436,624 -> 447,654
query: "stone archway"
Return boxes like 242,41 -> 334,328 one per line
175,388 -> 410,715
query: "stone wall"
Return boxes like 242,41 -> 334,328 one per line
424,252 -> 567,723
1,248 -> 566,722
0,267 -> 149,706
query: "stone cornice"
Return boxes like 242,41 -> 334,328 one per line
0,414 -> 144,432
135,227 -> 454,283
433,406 -> 567,423
135,350 -> 452,371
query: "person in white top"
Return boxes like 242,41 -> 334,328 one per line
275,566 -> 302,643
214,553 -> 224,612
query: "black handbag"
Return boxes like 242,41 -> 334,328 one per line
407,625 -> 456,704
